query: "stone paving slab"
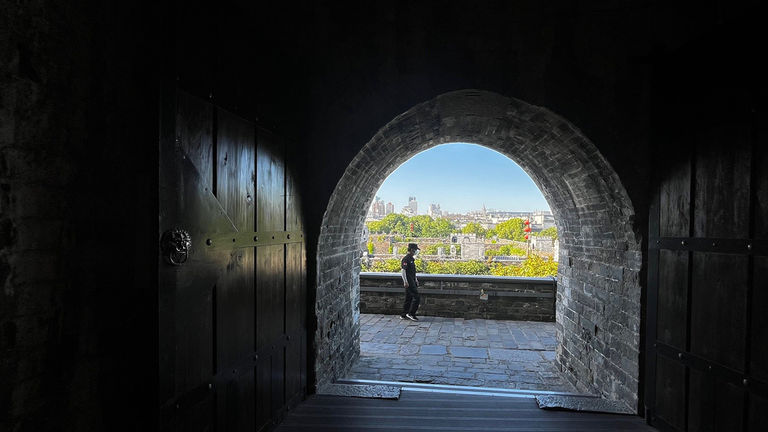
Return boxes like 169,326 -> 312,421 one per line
449,346 -> 488,358
345,314 -> 577,393
420,345 -> 447,355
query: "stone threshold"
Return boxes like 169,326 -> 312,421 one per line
337,378 -> 586,399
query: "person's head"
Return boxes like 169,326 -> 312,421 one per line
407,243 -> 420,255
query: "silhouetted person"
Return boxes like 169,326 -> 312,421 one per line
400,243 -> 420,321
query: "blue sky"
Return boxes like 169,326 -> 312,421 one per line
374,143 -> 550,214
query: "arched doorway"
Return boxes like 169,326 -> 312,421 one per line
315,90 -> 642,411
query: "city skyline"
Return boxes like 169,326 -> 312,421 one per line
373,143 -> 551,214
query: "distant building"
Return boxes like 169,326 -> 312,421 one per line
450,232 -> 485,259
385,202 -> 394,215
408,196 -> 418,215
428,203 -> 441,217
531,210 -> 555,230
400,206 -> 415,216
366,196 -> 386,219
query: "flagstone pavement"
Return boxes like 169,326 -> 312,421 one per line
343,314 -> 579,393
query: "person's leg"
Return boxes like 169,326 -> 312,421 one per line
408,288 -> 420,316
403,288 -> 413,316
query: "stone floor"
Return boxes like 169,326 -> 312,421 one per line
344,313 -> 578,393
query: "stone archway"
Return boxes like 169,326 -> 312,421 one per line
315,90 -> 642,411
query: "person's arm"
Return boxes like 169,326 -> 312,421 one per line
401,269 -> 408,287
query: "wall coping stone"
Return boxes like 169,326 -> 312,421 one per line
360,272 -> 557,285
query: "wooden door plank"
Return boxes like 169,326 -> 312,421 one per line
256,244 -> 286,349
257,128 -> 285,233
169,392 -> 216,432
659,159 -> 690,238
657,250 -> 688,350
176,91 -> 214,190
712,378 -> 745,431
754,109 -> 768,239
748,393 -> 768,432
690,252 -> 748,370
751,257 -> 768,382
693,128 -> 751,239
285,242 -> 305,400
218,367 -> 256,432
654,355 -> 685,430
687,368 -> 714,432
216,247 -> 255,372
286,156 -> 303,233
216,108 -> 256,231
256,356 -> 272,430
272,347 -> 286,414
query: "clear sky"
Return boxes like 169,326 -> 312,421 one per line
373,143 -> 550,214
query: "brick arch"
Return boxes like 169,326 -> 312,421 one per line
315,90 -> 642,410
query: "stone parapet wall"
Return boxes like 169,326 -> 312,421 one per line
359,273 -> 555,321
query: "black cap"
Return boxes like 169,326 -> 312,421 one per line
408,243 -> 420,251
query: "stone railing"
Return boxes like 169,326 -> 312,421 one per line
359,272 -> 556,321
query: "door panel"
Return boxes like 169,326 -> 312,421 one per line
160,89 -> 305,431
693,125 -> 751,239
659,161 -> 690,238
216,108 -> 256,230
689,252 -> 748,371
655,355 -> 686,430
647,119 -> 763,432
657,250 -> 688,350
257,128 -> 285,233
216,248 -> 255,375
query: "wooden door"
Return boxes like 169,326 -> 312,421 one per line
159,90 -> 306,431
645,36 -> 767,431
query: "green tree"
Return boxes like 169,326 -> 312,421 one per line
461,222 -> 487,238
494,218 -> 526,241
485,244 -> 526,256
490,254 -> 558,277
366,241 -> 374,254
425,260 -> 490,275
537,226 -> 558,240
367,220 -> 384,233
409,215 -> 433,237
423,217 -> 454,237
368,258 -> 402,272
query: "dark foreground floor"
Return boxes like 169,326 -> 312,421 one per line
275,390 -> 655,432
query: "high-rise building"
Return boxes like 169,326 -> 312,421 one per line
428,203 -> 441,217
385,202 -> 394,215
408,196 -> 418,215
374,197 -> 385,218
367,196 -> 386,219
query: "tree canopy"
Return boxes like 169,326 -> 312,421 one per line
367,214 -> 455,237
493,218 -> 527,241
361,255 -> 558,277
461,222 -> 487,238
536,226 -> 558,239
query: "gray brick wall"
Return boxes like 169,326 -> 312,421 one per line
315,90 -> 642,411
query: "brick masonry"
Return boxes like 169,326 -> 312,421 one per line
359,273 -> 555,322
316,90 -> 642,411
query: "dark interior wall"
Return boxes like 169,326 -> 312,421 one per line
1,1 -> 161,431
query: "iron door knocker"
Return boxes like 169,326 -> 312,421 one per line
161,228 -> 192,265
